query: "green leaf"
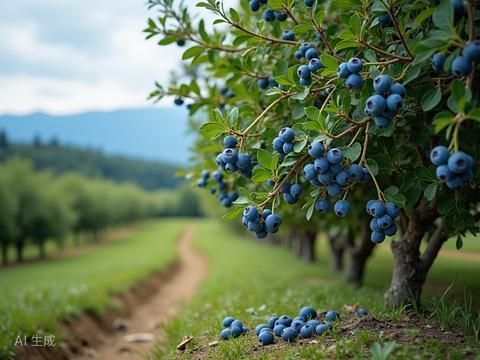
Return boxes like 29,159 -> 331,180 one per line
450,79 -> 466,111
456,235 -> 463,250
466,108 -> 480,121
306,200 -> 315,221
199,122 -> 225,138
198,20 -> 209,43
432,0 -> 454,32
223,206 -> 244,220
424,183 -> 438,202
182,46 -> 204,60
335,40 -> 362,51
305,106 -> 320,121
421,89 -> 442,112
366,158 -> 379,176
229,8 -> 239,22
433,111 -> 454,133
265,88 -> 282,96
349,14 -> 362,35
320,54 -> 338,70
403,65 -> 422,84
291,87 -> 310,101
257,149 -> 273,170
227,107 -> 239,128
341,142 -> 361,161
252,166 -> 272,182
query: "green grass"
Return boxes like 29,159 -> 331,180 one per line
155,220 -> 479,359
0,219 -> 184,359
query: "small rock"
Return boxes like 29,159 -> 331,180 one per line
119,346 -> 132,353
208,340 -> 219,347
123,333 -> 155,343
113,319 -> 129,331
84,348 -> 96,358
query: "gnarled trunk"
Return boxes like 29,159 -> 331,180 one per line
345,218 -> 375,285
328,233 -> 348,272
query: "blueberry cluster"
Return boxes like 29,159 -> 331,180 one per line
248,0 -> 267,12
295,43 -> 321,86
220,317 -> 249,340
280,182 -> 303,204
337,58 -> 364,90
258,76 -> 278,90
216,135 -> 253,178
364,75 -> 406,128
377,12 -> 392,26
366,200 -> 400,244
432,39 -> 480,76
242,205 -> 282,239
430,146 -> 474,189
302,143 -> 370,217
219,86 -> 235,99
272,127 -> 296,159
197,170 -> 238,208
261,9 -> 288,22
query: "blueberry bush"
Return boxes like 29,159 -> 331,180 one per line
145,0 -> 479,307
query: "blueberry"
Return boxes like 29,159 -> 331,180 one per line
377,214 -> 393,229
299,306 -> 317,320
222,135 -> 237,149
373,75 -> 392,95
277,315 -> 293,327
390,83 -> 406,97
282,30 -> 295,41
262,209 -> 273,219
334,200 -> 351,217
197,178 -> 207,188
219,86 -> 229,95
432,53 -> 446,71
315,198 -> 329,213
365,95 -> 386,116
300,77 -> 312,86
451,56 -> 472,77
335,170 -> 351,186
304,0 -> 315,7
430,145 -> 450,166
291,319 -> 305,331
383,223 -> 398,237
308,58 -> 323,72
359,167 -> 371,183
218,181 -> 227,191
307,319 -> 320,328
222,316 -> 235,328
453,0 -> 465,17
244,205 -> 259,221
236,154 -> 251,170
374,116 -> 392,129
222,148 -> 238,163
263,8 -> 276,22
303,163 -> 317,180
318,171 -> 333,185
249,0 -> 261,11
345,74 -> 364,90
305,48 -> 319,61
273,137 -> 284,152
177,39 -> 186,46
386,203 -> 400,218
463,40 -> 480,63
248,220 -> 263,232
356,309 -> 368,316
265,214 -> 282,233
293,315 -> 307,322
212,170 -> 223,182
461,169 -> 473,182
370,218 -> 381,232
368,200 -> 386,217
289,184 -> 302,200
275,11 -> 288,21
325,310 -> 339,321
314,157 -> 330,173
337,63 -> 351,79
386,94 -> 404,112
259,331 -> 274,345
274,324 -> 286,337
225,162 -> 238,173
281,182 -> 292,194
259,327 -> 273,334
436,164 -> 452,181
315,323 -> 329,336
300,324 -> 315,338
220,328 -> 231,340
210,187 -> 216,194
267,316 -> 279,329
242,326 -> 249,334
366,199 -> 376,213
371,231 -> 385,244
297,65 -> 311,79
255,324 -> 269,336
326,148 -> 343,164
174,97 -> 184,106
348,164 -> 363,181
279,127 -> 295,143
294,50 -> 303,59
283,142 -> 294,154
347,57 -> 363,73
221,197 -> 233,207
327,183 -> 343,197
300,42 -> 313,56
230,325 -> 243,337
283,192 -> 297,204
258,78 -> 269,89
377,12 -> 391,26
448,151 -> 471,174
281,327 -> 298,341
446,175 -> 464,189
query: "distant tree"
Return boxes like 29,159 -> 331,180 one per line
0,130 -> 8,149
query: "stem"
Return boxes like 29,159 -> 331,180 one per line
308,10 -> 341,60
347,127 -> 363,147
282,6 -> 298,25
359,40 -> 411,62
466,0 -> 475,42
241,95 -> 289,136
384,0 -> 414,59
365,163 -> 386,202
359,122 -> 370,165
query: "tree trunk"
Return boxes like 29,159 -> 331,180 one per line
300,230 -> 316,262
1,242 -> 8,266
328,234 -> 346,271
16,240 -> 24,263
384,199 -> 441,308
345,219 -> 375,285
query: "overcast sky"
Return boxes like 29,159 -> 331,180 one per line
0,1 -> 223,115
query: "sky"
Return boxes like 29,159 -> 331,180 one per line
0,1 -> 199,115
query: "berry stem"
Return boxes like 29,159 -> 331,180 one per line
241,94 -> 289,136
306,10 -> 342,60
365,163 -> 386,202
358,40 -> 411,62
282,5 -> 299,25
382,0 -> 414,60
359,122 -> 370,165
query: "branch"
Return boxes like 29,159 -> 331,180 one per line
359,122 -> 370,165
420,221 -> 447,273
385,2 -> 414,59
359,40 -> 412,62
241,94 -> 289,135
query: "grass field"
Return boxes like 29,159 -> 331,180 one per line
0,219 -> 184,359
156,220 -> 480,359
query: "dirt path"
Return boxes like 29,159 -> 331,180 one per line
76,224 -> 207,359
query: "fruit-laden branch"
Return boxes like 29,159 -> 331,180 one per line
359,40 -> 412,62
241,94 -> 290,136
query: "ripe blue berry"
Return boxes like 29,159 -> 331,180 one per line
327,183 -> 343,197
176,39 -> 186,46
255,324 -> 269,335
356,309 -> 368,316
290,184 -> 303,200
436,165 -> 452,181
299,306 -> 317,320
281,327 -> 298,341
275,11 -> 288,21
244,205 -> 259,221
249,0 -> 261,11
304,0 -> 315,7
291,319 -> 305,331
447,151 -> 471,174
371,231 -> 385,244
377,12 -> 391,26
300,324 -> 315,338
223,135 -> 237,149
267,316 -> 279,329
220,328 -> 231,340
337,63 -> 350,79
248,220 -> 263,233
283,142 -> 294,154
255,229 -> 268,239
236,153 -> 252,169
274,324 -> 286,337
300,42 -> 313,56
258,78 -> 269,89
303,164 -> 317,180
225,162 -> 238,173
334,200 -> 351,217
345,74 -> 364,90
390,83 -> 406,97
377,214 -> 393,229
325,310 -> 339,321
263,9 -> 276,22
373,75 -> 392,95
307,319 -> 320,328
222,316 -> 235,328
230,325 -> 243,337
318,171 -> 333,185
222,148 -> 238,163
370,219 -> 381,232
294,50 -> 302,59
277,315 -> 292,327
315,323 -> 329,335
174,97 -> 184,106
446,176 -> 464,189
432,53 -> 446,71
297,65 -> 311,79
374,116 -> 392,129
347,57 -> 363,73
368,200 -> 386,217
273,137 -> 284,152
315,198 -> 329,213
386,94 -> 404,112
335,170 -> 351,186
430,145 -> 450,166
453,0 -> 465,17
348,164 -> 363,181
383,223 -> 398,237
327,148 -> 343,164
258,331 -> 274,345
365,95 -> 386,116
279,127 -> 295,143
463,40 -> 480,63
451,56 -> 472,77
282,30 -> 295,41
308,58 -> 323,72
265,214 -> 282,233
308,142 -> 324,158
305,48 -> 319,61
313,157 -> 329,173
386,203 -> 400,218
300,77 -> 312,86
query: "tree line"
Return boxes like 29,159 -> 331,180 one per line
0,158 -> 202,266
